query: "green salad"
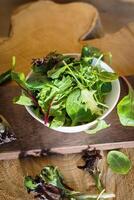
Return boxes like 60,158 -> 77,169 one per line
12,46 -> 118,127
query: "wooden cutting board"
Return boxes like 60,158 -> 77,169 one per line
0,76 -> 133,160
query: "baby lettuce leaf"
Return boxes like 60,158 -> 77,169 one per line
107,150 -> 132,175
85,120 -> 110,134
66,89 -> 93,126
81,89 -> 102,115
117,77 -> 134,126
13,94 -> 34,106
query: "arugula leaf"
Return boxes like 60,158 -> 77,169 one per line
85,120 -> 110,134
117,77 -> 134,126
81,89 -> 102,115
107,150 -> 132,175
53,75 -> 73,92
98,71 -> 118,82
47,65 -> 67,79
13,94 -> 34,106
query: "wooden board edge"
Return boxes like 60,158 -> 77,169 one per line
1,141 -> 134,160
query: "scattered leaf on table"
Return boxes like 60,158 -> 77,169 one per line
85,120 -> 110,134
107,150 -> 132,175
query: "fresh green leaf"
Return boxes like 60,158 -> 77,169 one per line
117,78 -> 134,126
98,71 -> 118,82
66,89 -> 93,125
12,47 -> 116,128
81,89 -> 102,115
81,46 -> 102,60
100,82 -> 112,94
26,73 -> 48,89
117,94 -> 134,126
53,75 -> 73,92
50,113 -> 65,128
47,65 -> 67,79
24,176 -> 38,190
39,166 -> 66,191
85,120 -> 110,134
107,150 -> 132,175
13,94 -> 34,106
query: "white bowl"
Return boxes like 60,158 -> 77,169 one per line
25,54 -> 120,133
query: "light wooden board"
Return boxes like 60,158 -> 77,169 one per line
0,1 -> 134,200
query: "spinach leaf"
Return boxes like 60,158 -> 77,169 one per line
13,94 -> 34,106
66,89 -> 93,126
85,120 -> 110,134
107,150 -> 132,175
117,77 -> 134,126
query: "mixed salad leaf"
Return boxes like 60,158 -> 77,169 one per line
117,76 -> 134,126
12,46 -> 118,128
24,165 -> 115,200
107,150 -> 132,175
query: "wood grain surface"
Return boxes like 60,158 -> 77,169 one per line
0,1 -> 134,200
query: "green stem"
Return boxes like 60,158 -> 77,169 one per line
0,69 -> 12,85
92,171 -> 104,192
63,61 -> 83,89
